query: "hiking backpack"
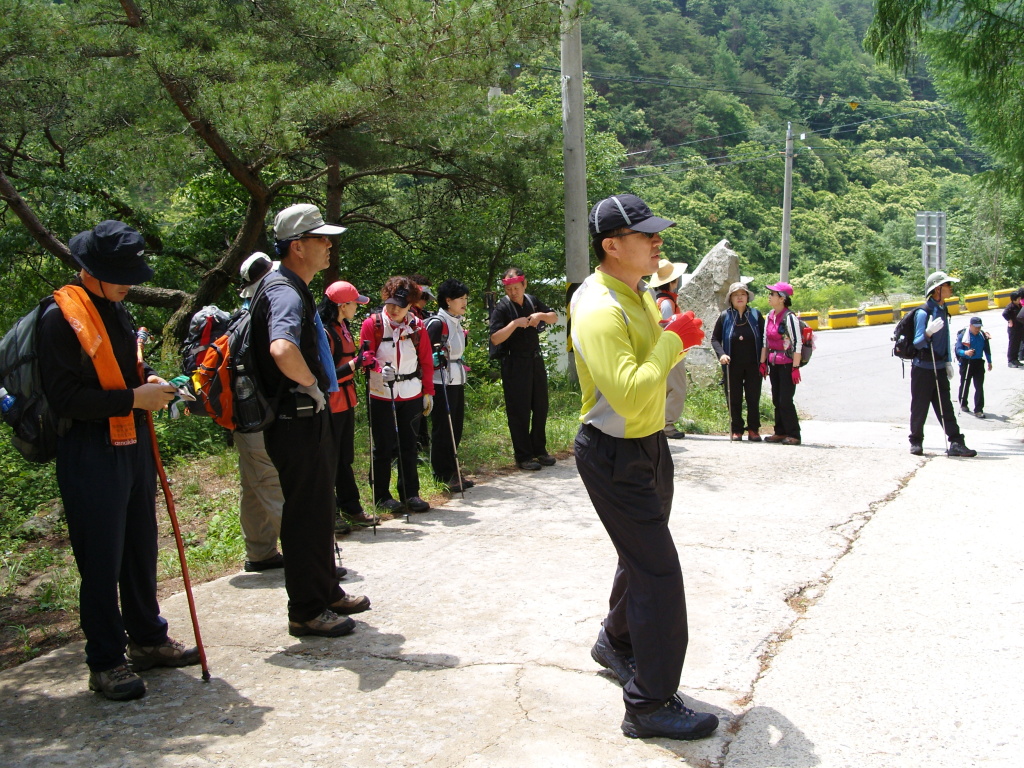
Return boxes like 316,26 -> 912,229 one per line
423,315 -> 450,369
892,307 -> 923,361
185,276 -> 285,432
180,305 -> 231,377
0,298 -> 71,463
781,312 -> 815,367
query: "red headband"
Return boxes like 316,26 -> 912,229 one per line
502,275 -> 525,286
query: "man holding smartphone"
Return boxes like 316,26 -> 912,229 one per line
250,204 -> 370,638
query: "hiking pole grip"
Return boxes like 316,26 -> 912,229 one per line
136,329 -> 211,681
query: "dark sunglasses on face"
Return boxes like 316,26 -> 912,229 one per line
607,230 -> 657,240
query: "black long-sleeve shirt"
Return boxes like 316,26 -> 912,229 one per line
38,283 -> 152,422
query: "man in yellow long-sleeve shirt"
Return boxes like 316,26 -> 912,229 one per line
570,194 -> 717,741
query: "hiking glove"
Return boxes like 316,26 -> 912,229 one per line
791,368 -> 801,385
292,382 -> 325,413
381,364 -> 397,384
946,362 -> 955,380
925,316 -> 944,337
360,351 -> 377,369
664,311 -> 705,350
759,362 -> 768,379
423,394 -> 433,417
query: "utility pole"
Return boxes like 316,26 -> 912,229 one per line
779,122 -> 793,282
561,0 -> 588,380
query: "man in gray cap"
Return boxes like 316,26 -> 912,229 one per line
38,221 -> 199,700
910,271 -> 976,457
249,204 -> 370,638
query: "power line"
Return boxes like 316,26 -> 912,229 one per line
623,153 -> 781,178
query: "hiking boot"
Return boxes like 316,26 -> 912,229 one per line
334,514 -> 352,535
336,566 -> 348,580
729,433 -> 742,441
665,430 -> 686,439
244,553 -> 284,572
1010,361 -> 1022,368
128,637 -> 201,671
947,442 -> 977,458
348,511 -> 380,526
960,404 -> 970,413
590,627 -> 636,686
909,443 -> 924,456
379,499 -> 404,514
781,437 -> 801,446
974,411 -> 986,419
621,694 -> 719,741
764,434 -> 785,443
747,431 -> 762,442
328,593 -> 371,615
406,496 -> 430,513
518,460 -> 542,471
288,610 -> 356,638
88,663 -> 146,701
536,454 -> 557,466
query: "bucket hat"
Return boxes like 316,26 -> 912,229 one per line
727,281 -> 754,302
924,271 -> 960,296
69,221 -> 153,284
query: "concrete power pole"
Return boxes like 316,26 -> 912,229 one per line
779,122 -> 793,282
561,0 -> 588,380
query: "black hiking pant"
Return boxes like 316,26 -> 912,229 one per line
909,364 -> 965,446
1009,325 -> 1023,364
574,423 -> 688,715
722,359 -> 762,435
958,359 -> 986,413
331,408 -> 363,515
500,353 -> 549,463
430,382 -> 465,485
768,361 -> 800,439
369,397 -> 422,504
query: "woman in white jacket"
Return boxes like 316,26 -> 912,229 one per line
426,279 -> 471,492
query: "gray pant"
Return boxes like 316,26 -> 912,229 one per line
235,430 -> 284,562
664,359 -> 687,433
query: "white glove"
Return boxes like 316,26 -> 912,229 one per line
381,364 -> 397,384
292,382 -> 325,413
423,394 -> 433,417
925,316 -> 944,338
946,362 -> 955,380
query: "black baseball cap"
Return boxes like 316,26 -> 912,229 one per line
588,194 -> 675,236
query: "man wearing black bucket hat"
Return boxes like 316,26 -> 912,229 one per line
249,204 -> 370,639
571,194 -> 718,741
38,221 -> 200,700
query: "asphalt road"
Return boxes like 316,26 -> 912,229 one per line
797,306 -> 1023,428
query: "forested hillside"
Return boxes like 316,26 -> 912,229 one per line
574,0 -> 1021,305
0,0 -> 1020,345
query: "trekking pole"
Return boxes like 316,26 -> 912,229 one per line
136,329 -> 210,682
930,343 -> 952,455
361,342 -> 377,532
384,370 -> 410,523
724,361 -> 733,438
437,355 -> 465,499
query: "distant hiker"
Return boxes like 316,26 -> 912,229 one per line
38,221 -> 199,700
759,282 -> 802,445
572,193 -> 717,742
360,276 -> 435,514
908,271 -> 976,457
1002,290 -> 1023,368
955,316 -> 992,419
648,258 -> 689,439
427,278 -> 471,492
319,280 -> 378,528
711,282 -> 764,441
251,204 -> 370,639
488,267 -> 558,471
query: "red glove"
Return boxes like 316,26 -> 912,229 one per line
664,311 -> 704,350
759,362 -> 768,379
791,367 -> 801,385
360,351 -> 377,370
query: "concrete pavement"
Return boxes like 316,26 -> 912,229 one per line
0,413 -> 1021,766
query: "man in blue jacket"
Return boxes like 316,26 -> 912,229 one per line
910,271 -> 976,457
955,316 -> 993,418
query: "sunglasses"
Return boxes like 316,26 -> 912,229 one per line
607,230 -> 657,240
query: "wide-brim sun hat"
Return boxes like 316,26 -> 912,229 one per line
924,270 -> 960,296
765,281 -> 794,297
648,258 -> 688,288
727,281 -> 754,301
69,221 -> 153,285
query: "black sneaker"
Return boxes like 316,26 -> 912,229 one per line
244,553 -> 284,572
590,627 -> 636,686
947,442 -> 977,457
621,694 -> 719,741
518,460 -> 542,471
406,496 -> 430,513
88,663 -> 146,701
909,443 -> 923,456
535,454 -> 557,466
379,499 -> 404,514
960,404 -> 970,413
974,411 -> 986,419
